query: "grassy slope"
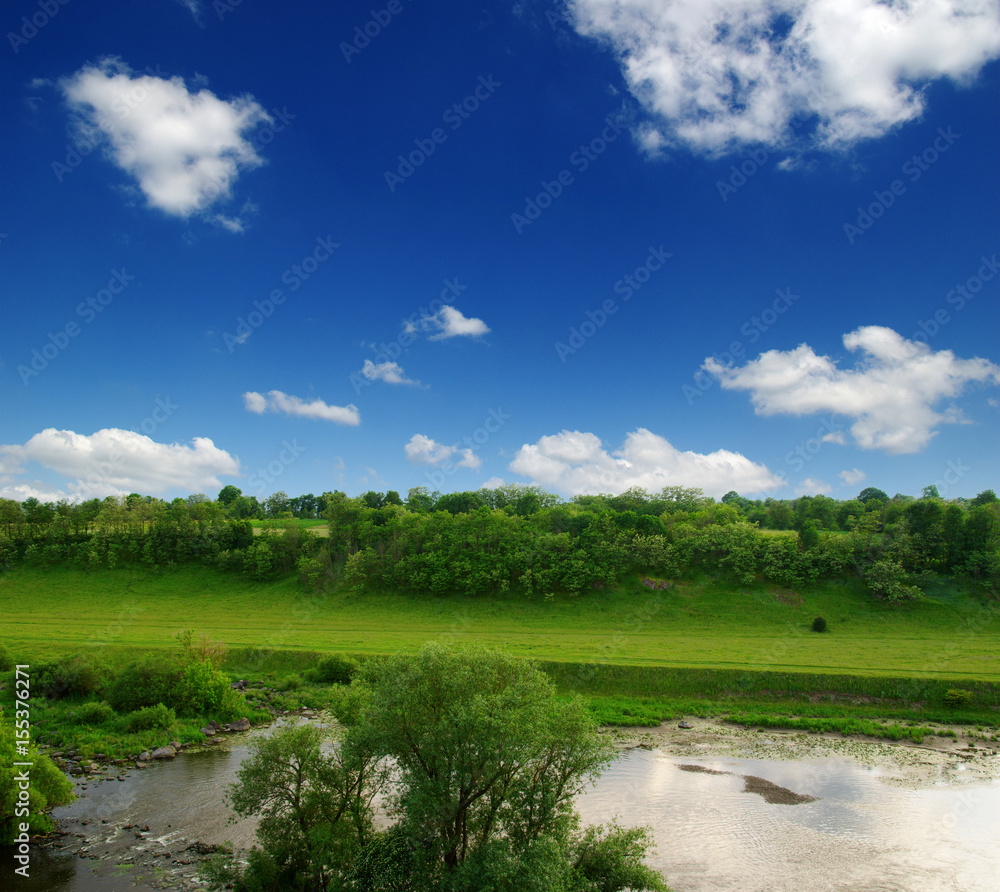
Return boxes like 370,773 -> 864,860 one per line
1,565 -> 997,682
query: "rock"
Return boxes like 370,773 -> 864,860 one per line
137,751 -> 152,762
678,721 -> 693,730
151,746 -> 177,760
228,717 -> 251,732
168,741 -> 182,750
200,727 -> 216,737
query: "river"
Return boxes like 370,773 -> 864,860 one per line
7,718 -> 999,891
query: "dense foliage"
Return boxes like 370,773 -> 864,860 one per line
1,484 -> 997,599
205,644 -> 669,892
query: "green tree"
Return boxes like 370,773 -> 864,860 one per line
1,718 -> 75,843
857,487 -> 889,504
218,485 -> 243,508
209,645 -> 668,892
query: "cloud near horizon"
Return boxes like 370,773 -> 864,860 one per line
61,58 -> 270,226
568,0 -> 1000,154
404,434 -> 481,470
704,326 -> 1000,453
509,428 -> 783,497
0,428 -> 240,500
244,390 -> 360,425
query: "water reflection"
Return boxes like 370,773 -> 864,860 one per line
577,749 -> 1000,892
13,733 -> 1000,892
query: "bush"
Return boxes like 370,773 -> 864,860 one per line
865,558 -> 920,603
73,700 -> 117,725
178,660 -> 243,717
943,688 -> 975,709
314,653 -> 360,685
34,654 -> 104,699
280,674 -> 302,691
106,657 -> 181,714
811,616 -> 828,633
119,703 -> 175,733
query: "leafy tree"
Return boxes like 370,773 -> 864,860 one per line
857,487 -> 889,504
405,486 -> 435,514
209,645 -> 667,892
1,719 -> 75,843
798,520 -> 820,551
971,489 -> 998,507
384,490 -> 403,507
218,485 -> 243,508
921,484 -> 941,500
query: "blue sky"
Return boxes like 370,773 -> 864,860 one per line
1,0 -> 998,504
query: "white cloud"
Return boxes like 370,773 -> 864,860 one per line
243,390 -> 360,425
0,428 -> 240,499
568,0 -> 1000,154
796,477 -> 832,495
481,476 -> 506,489
61,58 -> 270,224
822,430 -> 846,445
404,434 -> 481,469
359,360 -> 419,386
839,468 -> 867,486
704,326 -> 1000,453
175,0 -> 205,25
509,428 -> 782,498
408,305 -> 491,340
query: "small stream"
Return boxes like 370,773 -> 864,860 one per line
7,723 -> 1000,891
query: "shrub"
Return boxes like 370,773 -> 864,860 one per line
34,654 -> 104,699
811,616 -> 827,633
106,657 -> 181,713
119,703 -> 175,733
315,653 -> 360,685
178,660 -> 242,717
943,688 -> 975,709
865,558 -> 920,603
280,674 -> 302,691
73,700 -> 117,725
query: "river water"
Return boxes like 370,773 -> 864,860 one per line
7,723 -> 999,891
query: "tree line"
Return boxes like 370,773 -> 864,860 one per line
1,484 -> 997,599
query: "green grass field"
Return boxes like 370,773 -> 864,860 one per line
1,564 -> 996,681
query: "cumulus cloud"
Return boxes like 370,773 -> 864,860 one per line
796,477 -> 832,495
0,428 -> 240,499
359,360 -> 419,386
509,428 -> 782,497
243,390 -> 360,425
704,326 -> 1000,453
61,58 -> 270,224
839,468 -> 867,486
407,305 -> 490,340
404,434 -> 481,469
568,0 -> 1000,153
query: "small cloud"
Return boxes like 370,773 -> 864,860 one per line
359,360 -> 420,386
243,390 -> 360,425
60,58 -> 270,227
409,305 -> 491,341
838,468 -> 867,486
481,476 -> 505,489
175,0 -> 205,26
405,434 -> 481,469
822,431 -> 846,444
796,477 -> 832,496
